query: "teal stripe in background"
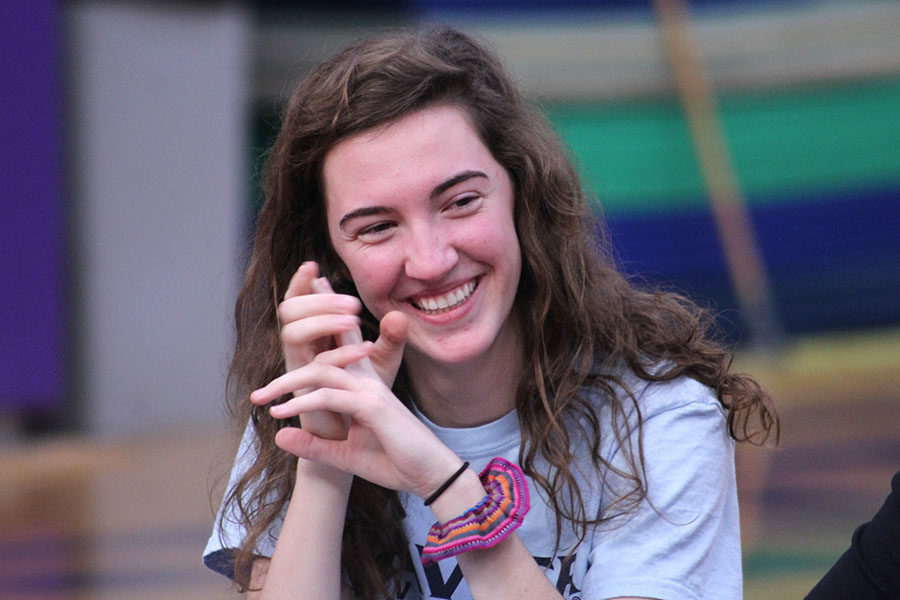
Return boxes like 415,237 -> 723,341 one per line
547,75 -> 900,215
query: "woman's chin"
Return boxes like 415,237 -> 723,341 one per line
405,336 -> 491,370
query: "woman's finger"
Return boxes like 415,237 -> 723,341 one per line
280,313 -> 359,372
268,387 -> 373,420
313,341 -> 376,369
251,348 -> 374,405
283,261 -> 317,301
279,313 -> 360,347
277,292 -> 361,325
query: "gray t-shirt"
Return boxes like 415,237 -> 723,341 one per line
204,374 -> 741,599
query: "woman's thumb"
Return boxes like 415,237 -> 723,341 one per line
371,311 -> 408,386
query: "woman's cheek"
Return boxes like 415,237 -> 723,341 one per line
346,250 -> 400,318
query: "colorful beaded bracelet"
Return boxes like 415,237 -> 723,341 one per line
421,457 -> 530,565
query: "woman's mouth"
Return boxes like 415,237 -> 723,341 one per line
410,279 -> 478,314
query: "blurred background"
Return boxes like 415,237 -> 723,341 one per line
1,0 -> 898,598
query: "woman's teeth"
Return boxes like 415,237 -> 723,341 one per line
413,280 -> 476,313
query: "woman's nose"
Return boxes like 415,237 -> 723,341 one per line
403,227 -> 458,281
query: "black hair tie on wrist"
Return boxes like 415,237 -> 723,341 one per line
424,461 -> 470,506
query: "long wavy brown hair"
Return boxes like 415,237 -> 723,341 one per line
221,26 -> 778,598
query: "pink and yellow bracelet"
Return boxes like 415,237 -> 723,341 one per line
421,457 -> 530,565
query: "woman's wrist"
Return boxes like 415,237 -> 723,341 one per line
427,467 -> 486,523
424,461 -> 470,506
294,456 -> 354,498
421,458 -> 531,565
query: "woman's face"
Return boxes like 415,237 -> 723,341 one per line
323,104 -> 522,368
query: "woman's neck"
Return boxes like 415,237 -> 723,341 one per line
405,321 -> 524,428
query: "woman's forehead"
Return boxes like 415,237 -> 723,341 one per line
321,105 -> 498,209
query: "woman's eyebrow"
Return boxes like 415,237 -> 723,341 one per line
339,205 -> 392,229
430,170 -> 488,199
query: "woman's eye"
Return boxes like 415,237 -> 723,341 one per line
449,195 -> 480,211
356,222 -> 395,240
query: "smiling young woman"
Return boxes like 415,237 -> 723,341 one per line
324,105 -> 523,392
203,27 -> 778,600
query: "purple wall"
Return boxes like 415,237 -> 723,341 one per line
0,0 -> 65,414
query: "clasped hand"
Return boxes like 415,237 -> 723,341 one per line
250,262 -> 463,501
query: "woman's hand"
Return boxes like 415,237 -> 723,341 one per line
251,354 -> 463,500
275,262 -> 407,439
263,261 -> 459,497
